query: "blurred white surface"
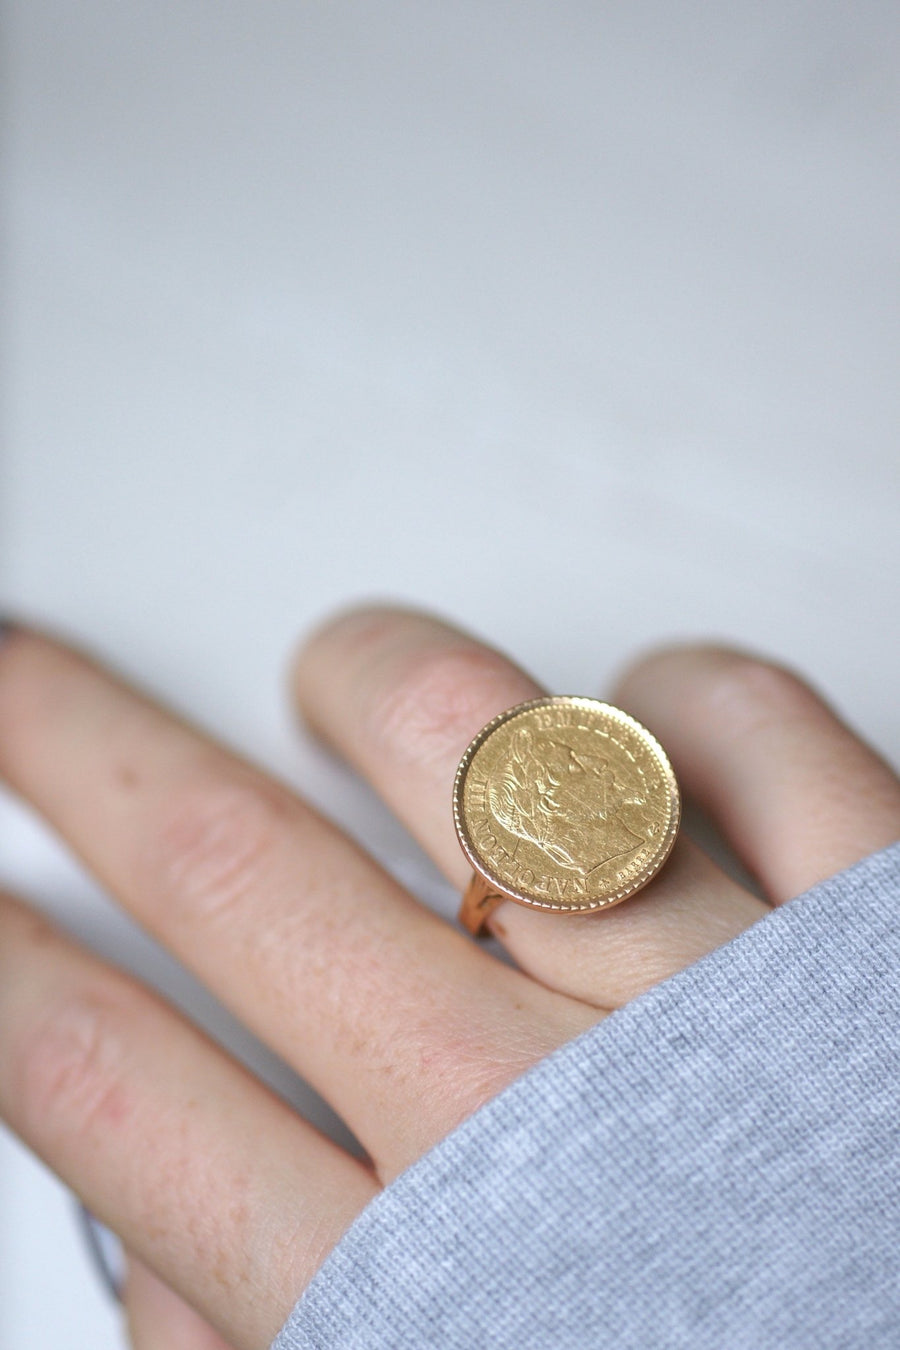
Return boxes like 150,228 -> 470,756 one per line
2,2 -> 899,1346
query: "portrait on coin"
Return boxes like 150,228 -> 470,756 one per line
487,725 -> 646,875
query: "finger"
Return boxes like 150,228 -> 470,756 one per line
612,645 -> 900,903
125,1258 -> 238,1350
291,605 -> 768,1007
0,890 -> 377,1350
0,626 -> 589,1177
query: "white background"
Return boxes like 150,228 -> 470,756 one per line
2,3 -> 899,1346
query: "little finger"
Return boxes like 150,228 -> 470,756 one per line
612,645 -> 900,903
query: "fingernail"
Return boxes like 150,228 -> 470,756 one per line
77,1203 -> 125,1302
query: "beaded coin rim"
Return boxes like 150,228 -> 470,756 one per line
452,695 -> 681,914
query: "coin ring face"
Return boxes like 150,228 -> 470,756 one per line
453,696 -> 680,914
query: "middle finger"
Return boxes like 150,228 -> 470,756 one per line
0,625 -> 592,1178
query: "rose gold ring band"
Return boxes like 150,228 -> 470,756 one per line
458,873 -> 508,937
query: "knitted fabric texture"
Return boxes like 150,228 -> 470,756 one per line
272,842 -> 900,1349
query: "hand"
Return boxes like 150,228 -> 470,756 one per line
1,605 -> 898,1350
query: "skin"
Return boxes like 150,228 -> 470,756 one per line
0,602 -> 899,1350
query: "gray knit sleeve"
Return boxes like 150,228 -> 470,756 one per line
271,841 -> 900,1349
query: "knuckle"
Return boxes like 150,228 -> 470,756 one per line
368,643 -> 528,769
148,775 -> 288,926
21,989 -> 134,1145
698,653 -> 816,730
415,1015 -> 546,1129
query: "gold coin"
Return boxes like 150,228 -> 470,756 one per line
453,696 -> 680,915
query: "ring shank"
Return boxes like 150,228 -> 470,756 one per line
458,873 -> 507,937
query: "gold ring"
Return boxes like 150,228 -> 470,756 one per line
453,696 -> 680,936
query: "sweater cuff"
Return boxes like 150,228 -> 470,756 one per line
273,841 -> 900,1350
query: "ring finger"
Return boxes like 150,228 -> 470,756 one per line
290,605 -> 768,1008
